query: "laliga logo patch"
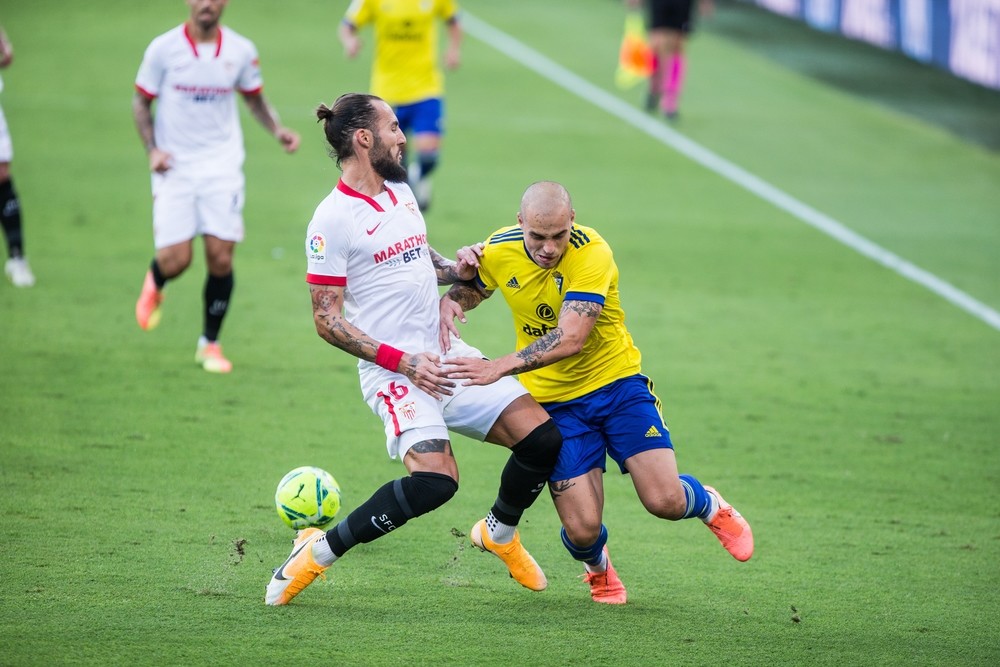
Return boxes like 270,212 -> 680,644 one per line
307,232 -> 326,261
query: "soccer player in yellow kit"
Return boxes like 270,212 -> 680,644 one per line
440,181 -> 753,604
338,0 -> 461,211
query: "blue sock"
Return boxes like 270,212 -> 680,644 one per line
679,474 -> 714,520
560,524 -> 608,566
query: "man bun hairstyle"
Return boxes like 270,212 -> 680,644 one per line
316,93 -> 382,168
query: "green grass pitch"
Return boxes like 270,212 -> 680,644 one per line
1,1 -> 998,664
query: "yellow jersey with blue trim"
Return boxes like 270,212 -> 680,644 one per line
476,224 -> 642,404
344,0 -> 458,105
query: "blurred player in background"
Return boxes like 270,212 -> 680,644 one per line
628,0 -> 713,118
338,0 -> 461,212
440,181 -> 753,604
132,0 -> 299,373
264,93 -> 562,606
0,26 -> 34,288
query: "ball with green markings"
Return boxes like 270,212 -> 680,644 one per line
275,466 -> 341,530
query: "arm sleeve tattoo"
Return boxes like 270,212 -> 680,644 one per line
444,281 -> 490,312
430,247 -> 461,285
512,300 -> 601,374
311,286 -> 379,361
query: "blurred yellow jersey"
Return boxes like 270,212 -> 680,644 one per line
344,0 -> 458,105
476,224 -> 643,404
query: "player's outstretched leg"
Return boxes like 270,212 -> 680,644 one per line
703,485 -> 754,562
470,518 -> 547,591
265,528 -> 329,606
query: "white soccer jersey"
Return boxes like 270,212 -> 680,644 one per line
135,24 -> 262,174
305,179 -> 440,364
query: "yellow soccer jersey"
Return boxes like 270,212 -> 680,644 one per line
476,224 -> 643,404
345,0 -> 458,105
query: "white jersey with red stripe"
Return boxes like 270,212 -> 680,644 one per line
135,24 -> 262,174
305,179 -> 440,366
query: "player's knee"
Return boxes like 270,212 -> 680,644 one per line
560,515 -> 604,548
207,254 -> 233,275
511,419 -> 562,471
157,249 -> 192,276
402,471 -> 458,518
561,524 -> 608,562
641,489 -> 687,521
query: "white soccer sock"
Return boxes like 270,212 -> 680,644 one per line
583,551 -> 608,574
311,534 -> 338,567
486,511 -> 515,544
702,490 -> 721,524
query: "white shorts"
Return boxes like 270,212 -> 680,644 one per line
0,104 -> 12,163
150,169 -> 245,249
359,337 -> 530,460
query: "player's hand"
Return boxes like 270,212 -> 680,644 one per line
438,294 -> 467,353
149,147 -> 172,173
343,35 -> 362,59
454,243 -> 483,278
445,46 -> 460,70
276,127 -> 300,153
444,356 -> 503,387
401,351 -> 455,400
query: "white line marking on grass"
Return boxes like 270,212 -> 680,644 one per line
462,11 -> 1000,333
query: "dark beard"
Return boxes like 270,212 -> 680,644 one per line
371,142 -> 407,182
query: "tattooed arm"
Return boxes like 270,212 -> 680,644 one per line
444,298 -> 603,386
437,240 -> 495,351
438,280 -> 492,352
310,283 -> 455,399
429,246 -> 478,285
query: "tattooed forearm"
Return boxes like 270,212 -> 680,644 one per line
508,299 -> 601,374
429,247 -> 459,285
311,285 -> 378,360
319,316 -> 376,358
514,328 -> 564,374
445,282 -> 488,312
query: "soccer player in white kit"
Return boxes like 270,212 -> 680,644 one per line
264,93 -> 563,606
132,0 -> 299,373
0,26 -> 34,288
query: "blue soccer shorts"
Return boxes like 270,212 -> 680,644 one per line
543,374 -> 674,481
393,97 -> 444,136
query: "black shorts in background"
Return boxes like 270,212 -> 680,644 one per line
648,0 -> 695,33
